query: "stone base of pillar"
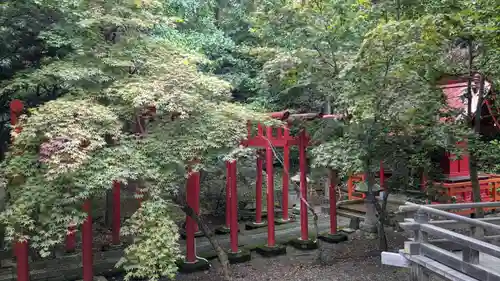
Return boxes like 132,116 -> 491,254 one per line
275,217 -> 295,225
289,238 -> 319,250
179,229 -> 204,239
177,257 -> 211,273
245,221 -> 267,230
214,226 -> 231,235
318,232 -> 348,244
227,249 -> 252,264
255,244 -> 287,257
215,226 -> 240,235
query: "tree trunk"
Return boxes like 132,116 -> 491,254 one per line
214,0 -> 227,27
361,163 -> 378,238
377,190 -> 389,251
470,74 -> 485,218
465,40 -> 484,218
178,196 -> 232,281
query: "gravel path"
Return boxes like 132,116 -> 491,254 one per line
110,229 -> 445,281
176,254 -> 412,281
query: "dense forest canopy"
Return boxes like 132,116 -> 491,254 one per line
0,0 -> 499,280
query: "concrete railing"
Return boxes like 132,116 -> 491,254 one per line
382,202 -> 500,281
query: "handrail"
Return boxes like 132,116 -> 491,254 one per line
403,217 -> 500,229
400,201 -> 500,212
390,202 -> 500,281
401,202 -> 500,234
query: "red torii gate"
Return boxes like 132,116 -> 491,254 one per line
9,101 -> 349,279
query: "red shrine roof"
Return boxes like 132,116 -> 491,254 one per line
439,74 -> 494,118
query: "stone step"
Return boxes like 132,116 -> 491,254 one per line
338,204 -> 366,215
336,209 -> 366,221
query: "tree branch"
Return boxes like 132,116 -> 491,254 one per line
174,194 -> 232,281
312,44 -> 338,74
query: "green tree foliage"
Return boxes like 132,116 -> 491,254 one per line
1,0 -> 499,279
0,0 -> 270,279
117,200 -> 181,281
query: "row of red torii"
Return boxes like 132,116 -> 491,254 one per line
10,100 -> 371,281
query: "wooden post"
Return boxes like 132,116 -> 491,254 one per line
229,161 -> 239,253
15,241 -> 29,281
347,176 -> 354,200
185,171 -> 196,262
10,100 -> 30,281
65,225 -> 76,252
225,161 -> 231,228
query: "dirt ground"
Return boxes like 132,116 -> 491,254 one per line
110,229 -> 444,281
170,229 -> 445,281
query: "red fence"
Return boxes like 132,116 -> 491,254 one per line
346,171 -> 500,215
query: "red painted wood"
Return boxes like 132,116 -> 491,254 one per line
65,225 -> 76,252
193,170 -> 200,233
441,141 -> 470,177
10,100 -> 24,135
225,161 -> 231,228
9,102 -> 30,281
112,181 -> 121,245
265,127 -> 276,247
299,130 -> 309,240
82,200 -> 93,281
276,127 -> 283,140
242,137 -> 299,148
185,172 -> 196,262
10,99 -> 24,113
269,111 -> 290,120
15,241 -> 29,281
229,161 -> 238,253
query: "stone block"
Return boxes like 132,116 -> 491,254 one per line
227,249 -> 251,264
245,221 -> 267,230
255,244 -> 287,257
289,238 -> 319,250
341,228 -> 356,234
349,217 -> 361,229
275,217 -> 295,225
177,258 -> 210,273
214,226 -> 240,235
318,232 -> 348,244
